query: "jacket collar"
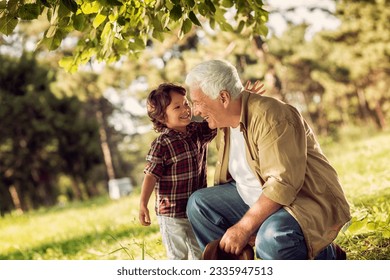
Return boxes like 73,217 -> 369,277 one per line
239,91 -> 251,132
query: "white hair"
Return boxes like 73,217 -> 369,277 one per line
185,60 -> 244,100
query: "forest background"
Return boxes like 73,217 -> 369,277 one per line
1,0 -> 389,260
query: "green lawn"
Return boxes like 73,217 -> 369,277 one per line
0,194 -> 165,260
1,127 -> 389,260
323,128 -> 390,260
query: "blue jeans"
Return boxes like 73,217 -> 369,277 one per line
186,182 -> 337,260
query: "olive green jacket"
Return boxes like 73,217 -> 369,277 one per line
214,92 -> 351,259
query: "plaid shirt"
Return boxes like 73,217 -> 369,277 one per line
144,121 -> 217,218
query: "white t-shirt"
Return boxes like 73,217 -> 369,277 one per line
228,126 -> 262,206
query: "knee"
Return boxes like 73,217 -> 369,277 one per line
256,222 -> 284,257
255,213 -> 307,260
186,189 -> 207,219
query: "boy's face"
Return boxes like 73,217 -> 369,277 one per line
164,91 -> 192,133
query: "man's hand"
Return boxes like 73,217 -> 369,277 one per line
219,224 -> 252,255
245,80 -> 266,95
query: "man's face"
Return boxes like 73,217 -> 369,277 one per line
189,88 -> 224,129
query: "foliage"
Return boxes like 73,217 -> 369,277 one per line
0,0 -> 268,71
264,0 -> 390,134
0,53 -> 105,213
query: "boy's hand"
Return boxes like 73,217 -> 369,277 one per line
139,205 -> 151,226
245,80 -> 265,95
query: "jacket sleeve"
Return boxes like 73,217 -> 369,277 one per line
253,110 -> 308,206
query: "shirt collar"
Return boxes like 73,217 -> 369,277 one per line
161,122 -> 196,139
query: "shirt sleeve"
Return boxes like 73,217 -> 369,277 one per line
197,121 -> 217,143
144,138 -> 165,179
255,115 -> 307,206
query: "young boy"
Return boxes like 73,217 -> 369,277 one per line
139,83 -> 217,260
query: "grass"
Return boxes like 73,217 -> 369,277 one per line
1,126 -> 389,260
323,127 -> 390,260
0,193 -> 165,260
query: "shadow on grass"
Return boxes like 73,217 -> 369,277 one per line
1,224 -> 160,260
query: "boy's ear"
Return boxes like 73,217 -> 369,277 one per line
219,90 -> 231,108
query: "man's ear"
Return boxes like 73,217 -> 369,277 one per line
219,90 -> 231,108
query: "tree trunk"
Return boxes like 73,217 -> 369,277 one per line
8,184 -> 25,213
356,88 -> 370,123
96,110 -> 116,181
374,101 -> 386,130
0,185 -> 14,216
70,177 -> 84,201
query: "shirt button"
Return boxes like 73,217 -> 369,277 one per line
216,161 -> 221,165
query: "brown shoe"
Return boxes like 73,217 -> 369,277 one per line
202,238 -> 254,260
332,243 -> 347,260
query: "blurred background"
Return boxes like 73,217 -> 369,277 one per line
0,0 -> 389,260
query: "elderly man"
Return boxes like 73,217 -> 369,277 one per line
185,60 -> 351,260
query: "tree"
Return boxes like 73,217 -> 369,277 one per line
0,52 -> 105,213
0,0 -> 268,71
305,0 -> 390,131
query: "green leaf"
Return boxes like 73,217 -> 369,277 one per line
346,219 -> 368,234
61,0 -> 78,13
236,20 -> 245,33
117,16 -> 126,26
151,17 -> 163,32
220,21 -> 233,32
73,13 -> 86,31
222,0 -> 234,8
0,1 -> 7,9
40,0 -> 52,9
18,4 -> 41,20
128,41 -> 145,51
188,11 -> 201,26
106,0 -> 123,6
205,0 -> 216,14
181,18 -> 192,34
209,17 -> 215,29
93,13 -> 107,28
39,30 -> 63,50
0,15 -> 18,35
170,5 -> 182,21
184,0 -> 195,8
254,23 -> 268,36
254,0 -> 264,7
7,0 -> 19,14
198,3 -> 207,16
101,21 -> 112,41
59,56 -> 78,73
81,2 -> 101,14
152,29 -> 164,42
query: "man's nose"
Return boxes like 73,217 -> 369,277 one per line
192,105 -> 200,116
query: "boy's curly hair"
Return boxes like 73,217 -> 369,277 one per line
147,83 -> 187,132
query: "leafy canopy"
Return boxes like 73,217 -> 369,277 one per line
0,0 -> 268,71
